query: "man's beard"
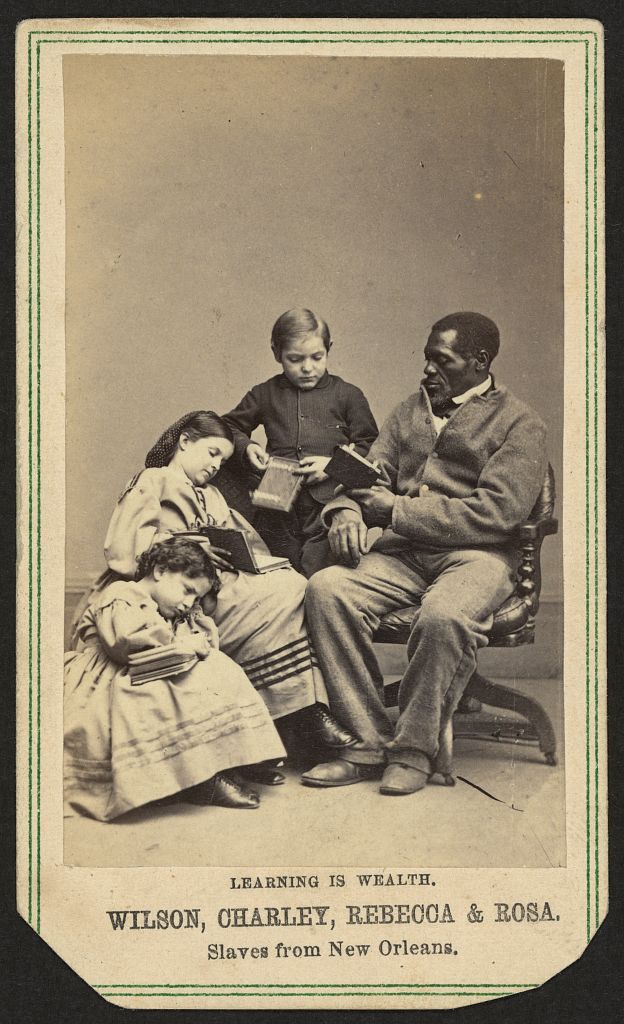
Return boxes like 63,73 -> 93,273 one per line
424,382 -> 452,413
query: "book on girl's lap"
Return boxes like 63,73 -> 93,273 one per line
325,445 -> 380,489
250,456 -> 304,513
127,644 -> 198,685
177,527 -> 290,574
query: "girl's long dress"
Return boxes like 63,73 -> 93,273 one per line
64,580 -> 286,821
76,464 -> 327,719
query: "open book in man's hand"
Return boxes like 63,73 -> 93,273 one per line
325,445 -> 380,489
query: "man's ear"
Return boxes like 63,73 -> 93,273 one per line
474,349 -> 490,372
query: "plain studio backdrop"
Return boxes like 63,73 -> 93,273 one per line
63,54 -> 563,604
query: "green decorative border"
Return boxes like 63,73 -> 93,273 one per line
23,25 -> 601,1001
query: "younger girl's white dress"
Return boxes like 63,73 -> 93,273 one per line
64,580 -> 286,821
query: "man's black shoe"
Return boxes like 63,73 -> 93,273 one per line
301,759 -> 382,787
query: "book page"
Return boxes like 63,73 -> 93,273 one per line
15,17 -> 605,1011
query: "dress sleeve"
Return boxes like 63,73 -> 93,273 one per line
104,471 -> 166,577
203,486 -> 273,559
95,597 -> 174,664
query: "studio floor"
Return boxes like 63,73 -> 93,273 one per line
64,676 -> 565,870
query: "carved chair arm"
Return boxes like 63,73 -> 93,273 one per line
510,517 -> 558,613
512,517 -> 558,544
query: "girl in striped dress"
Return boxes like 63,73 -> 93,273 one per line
77,411 -> 355,761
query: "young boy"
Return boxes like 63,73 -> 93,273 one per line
223,308 -> 378,576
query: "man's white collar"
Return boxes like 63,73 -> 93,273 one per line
450,375 -> 492,406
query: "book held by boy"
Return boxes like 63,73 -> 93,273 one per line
250,456 -> 304,513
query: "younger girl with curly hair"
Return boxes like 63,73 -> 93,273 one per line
64,537 -> 286,821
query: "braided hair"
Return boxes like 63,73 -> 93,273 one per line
145,411 -> 234,468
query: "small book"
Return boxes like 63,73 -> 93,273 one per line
127,644 -> 198,685
325,445 -> 380,489
251,457 -> 304,513
178,527 -> 291,575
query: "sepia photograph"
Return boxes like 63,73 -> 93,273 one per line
61,51 -> 565,868
16,19 -> 604,1010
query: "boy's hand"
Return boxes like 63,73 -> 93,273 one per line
294,455 -> 331,485
327,508 -> 369,566
192,612 -> 220,651
247,443 -> 270,471
347,485 -> 396,526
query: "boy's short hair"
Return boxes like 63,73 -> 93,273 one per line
271,308 -> 331,358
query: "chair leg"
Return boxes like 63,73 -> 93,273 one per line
465,672 -> 557,766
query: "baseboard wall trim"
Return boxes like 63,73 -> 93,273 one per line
66,577 -> 563,606
66,576 -> 100,594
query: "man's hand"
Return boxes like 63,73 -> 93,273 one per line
327,508 -> 369,567
347,485 -> 396,527
246,442 -> 270,471
293,455 -> 331,486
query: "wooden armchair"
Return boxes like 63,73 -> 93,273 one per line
214,458 -> 559,767
374,465 -> 559,766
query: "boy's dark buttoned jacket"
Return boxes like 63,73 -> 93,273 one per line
224,372 -> 378,503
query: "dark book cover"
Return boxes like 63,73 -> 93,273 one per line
179,527 -> 290,574
181,526 -> 258,573
326,445 -> 380,489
